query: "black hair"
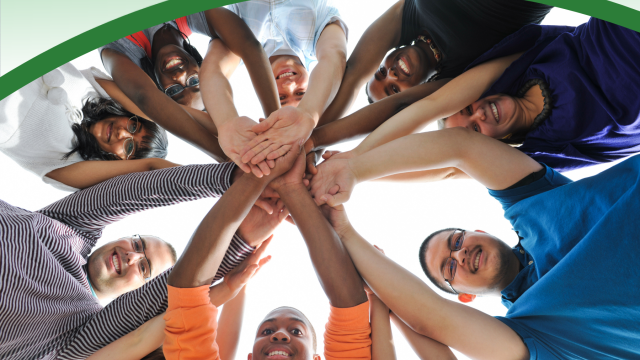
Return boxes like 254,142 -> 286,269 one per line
141,346 -> 165,360
65,97 -> 168,161
261,306 -> 317,353
364,83 -> 375,104
419,228 -> 460,295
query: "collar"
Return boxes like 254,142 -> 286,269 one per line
84,265 -> 98,298
500,237 -> 536,309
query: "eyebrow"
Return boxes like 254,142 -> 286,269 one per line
140,236 -> 153,276
261,317 -> 307,326
440,230 -> 456,276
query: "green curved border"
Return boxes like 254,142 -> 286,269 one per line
1,0 -> 640,101
0,0 -> 242,100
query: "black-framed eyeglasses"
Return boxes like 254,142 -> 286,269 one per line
164,74 -> 199,98
443,229 -> 466,294
122,116 -> 140,160
131,234 -> 152,282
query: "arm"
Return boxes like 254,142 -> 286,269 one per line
45,158 -> 179,189
336,216 -> 528,360
200,39 -> 272,177
311,128 -> 542,206
217,286 -> 247,360
370,294 -> 397,360
390,313 -> 457,360
101,48 -> 227,162
85,315 -> 165,360
352,53 -> 522,156
240,23 -> 348,165
203,7 -> 280,116
271,154 -> 368,308
318,0 -> 405,124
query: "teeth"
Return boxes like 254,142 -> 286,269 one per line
268,351 -> 289,356
398,59 -> 409,74
491,103 -> 499,122
277,72 -> 295,79
113,254 -> 121,274
165,59 -> 182,69
474,251 -> 481,271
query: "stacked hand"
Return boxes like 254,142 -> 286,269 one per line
240,107 -> 315,167
238,198 -> 289,247
310,155 -> 358,207
218,116 -> 275,178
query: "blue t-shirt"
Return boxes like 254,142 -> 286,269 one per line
488,156 -> 640,359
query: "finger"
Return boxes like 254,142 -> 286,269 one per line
257,160 -> 271,176
322,150 -> 341,160
278,206 -> 290,221
252,115 -> 278,133
241,139 -> 273,164
231,156 -> 252,174
326,192 -> 350,207
373,245 -> 386,255
267,159 -> 276,168
306,153 -> 318,175
258,255 -> 272,267
259,117 -> 266,123
302,179 -> 310,187
315,195 -> 328,206
249,163 -> 264,178
265,145 -> 293,161
328,184 -> 340,196
239,264 -> 260,283
255,199 -> 273,214
284,215 -> 295,225
255,235 -> 273,255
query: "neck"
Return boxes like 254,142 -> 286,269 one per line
151,26 -> 184,61
513,85 -> 545,133
495,252 -> 523,294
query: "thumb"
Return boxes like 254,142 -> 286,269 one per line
239,264 -> 261,284
326,192 -> 350,207
252,114 -> 278,133
255,199 -> 274,214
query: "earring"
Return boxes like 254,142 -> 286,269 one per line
502,133 -> 513,140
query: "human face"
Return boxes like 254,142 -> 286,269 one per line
250,308 -> 318,360
154,45 -> 203,109
444,94 -> 525,138
89,116 -> 149,159
424,230 -> 518,295
271,56 -> 309,107
367,46 -> 431,102
87,235 -> 174,299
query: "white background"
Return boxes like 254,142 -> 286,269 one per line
0,3 -> 604,359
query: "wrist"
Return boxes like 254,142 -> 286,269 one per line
275,182 -> 308,198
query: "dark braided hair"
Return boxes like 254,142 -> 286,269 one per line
64,97 -> 168,161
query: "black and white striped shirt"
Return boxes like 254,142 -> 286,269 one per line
0,162 -> 254,360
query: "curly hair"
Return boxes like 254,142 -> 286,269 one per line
64,97 -> 168,161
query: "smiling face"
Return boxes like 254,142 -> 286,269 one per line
153,45 -> 203,109
89,116 -> 149,160
424,230 -> 519,295
444,94 -> 529,139
87,235 -> 174,299
250,307 -> 319,360
366,45 -> 432,102
271,55 -> 310,107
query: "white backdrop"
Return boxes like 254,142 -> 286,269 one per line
0,4 -> 604,359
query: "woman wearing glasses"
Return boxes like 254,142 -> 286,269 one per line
99,6 -> 281,163
0,63 -> 172,191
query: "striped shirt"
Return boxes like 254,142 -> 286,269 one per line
0,162 -> 254,360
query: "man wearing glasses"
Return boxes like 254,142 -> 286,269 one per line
0,161 -> 285,360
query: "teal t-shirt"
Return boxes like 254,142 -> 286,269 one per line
488,156 -> 640,359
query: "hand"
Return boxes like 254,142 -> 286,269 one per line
318,204 -> 353,239
303,137 -> 325,176
218,116 -> 275,178
237,199 -> 289,247
268,151 -> 308,193
259,138 -> 305,182
321,149 -> 356,162
309,157 -> 357,206
240,107 -> 315,165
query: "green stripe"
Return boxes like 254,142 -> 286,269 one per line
529,0 -> 640,32
0,0 -> 243,100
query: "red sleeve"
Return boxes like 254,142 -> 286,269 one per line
324,301 -> 372,360
163,285 -> 221,360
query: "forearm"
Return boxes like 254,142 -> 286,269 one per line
370,294 -> 397,360
168,174 -> 266,288
217,286 -> 246,360
277,184 -> 367,308
390,313 -> 456,360
243,47 -> 280,116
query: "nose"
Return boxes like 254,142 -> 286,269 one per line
270,331 -> 291,343
470,106 -> 486,123
171,68 -> 187,83
126,251 -> 144,266
388,65 -> 399,80
115,125 -> 132,140
452,247 -> 469,267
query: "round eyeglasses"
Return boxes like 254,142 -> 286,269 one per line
443,229 -> 466,294
131,234 -> 152,282
164,74 -> 199,98
122,116 -> 140,160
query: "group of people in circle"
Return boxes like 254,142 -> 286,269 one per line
2,0 -> 640,359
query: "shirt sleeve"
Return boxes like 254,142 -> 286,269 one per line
164,285 -> 221,360
324,301 -> 372,360
488,164 -> 573,212
36,162 -> 235,249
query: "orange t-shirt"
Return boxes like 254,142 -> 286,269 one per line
163,285 -> 221,360
164,286 -> 372,360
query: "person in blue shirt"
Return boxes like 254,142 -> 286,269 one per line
309,127 -> 640,359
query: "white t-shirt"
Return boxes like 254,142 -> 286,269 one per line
0,63 -> 110,191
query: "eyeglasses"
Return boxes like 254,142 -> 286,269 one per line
443,229 -> 466,294
164,74 -> 199,98
131,234 -> 152,282
122,116 -> 140,160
